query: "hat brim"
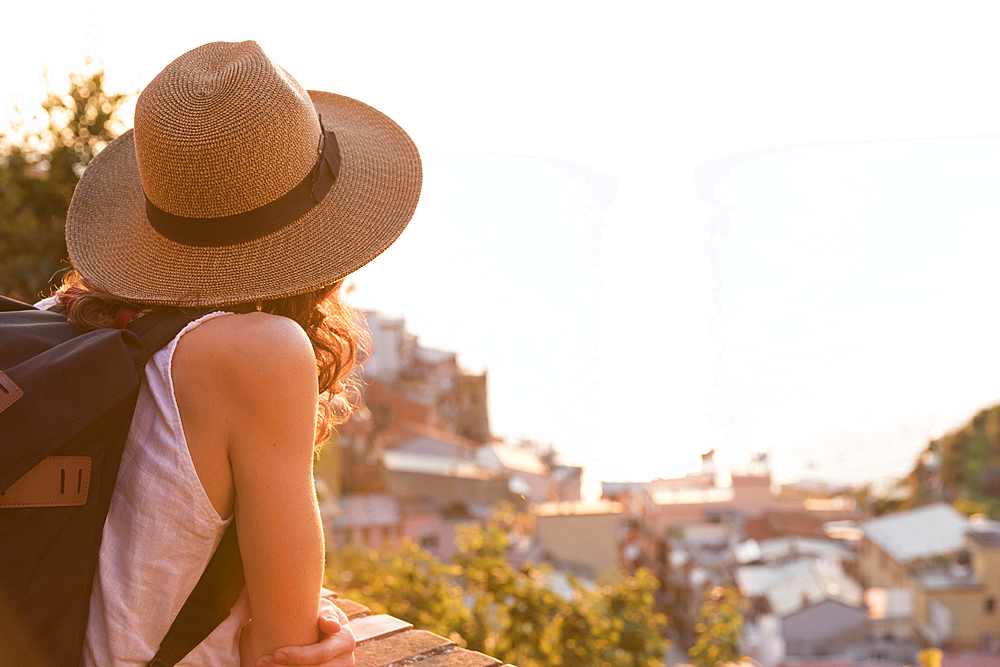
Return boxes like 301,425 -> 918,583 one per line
66,91 -> 421,308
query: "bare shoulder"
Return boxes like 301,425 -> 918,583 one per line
175,312 -> 316,400
180,311 -> 312,356
176,312 -> 315,380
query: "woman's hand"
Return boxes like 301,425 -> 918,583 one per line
255,599 -> 356,667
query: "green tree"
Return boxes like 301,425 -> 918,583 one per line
332,504 -> 668,667
0,60 -> 129,301
898,404 -> 1000,519
333,540 -> 471,645
688,586 -> 745,667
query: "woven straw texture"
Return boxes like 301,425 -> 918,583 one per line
66,41 -> 421,307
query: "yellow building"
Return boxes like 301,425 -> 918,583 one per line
913,520 -> 1000,650
858,503 -> 969,590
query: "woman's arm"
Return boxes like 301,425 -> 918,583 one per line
178,312 -> 325,665
257,599 -> 356,667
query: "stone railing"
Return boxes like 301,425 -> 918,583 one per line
325,591 -> 511,667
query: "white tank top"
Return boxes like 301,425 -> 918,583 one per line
81,311 -> 251,666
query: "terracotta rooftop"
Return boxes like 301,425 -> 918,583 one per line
744,510 -> 829,541
326,590 -> 509,667
384,421 -> 480,452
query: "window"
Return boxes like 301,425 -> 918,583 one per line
420,534 -> 440,550
986,596 -> 996,615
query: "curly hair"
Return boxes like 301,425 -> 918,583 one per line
56,271 -> 367,448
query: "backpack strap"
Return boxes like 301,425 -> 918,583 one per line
0,295 -> 35,312
126,309 -> 204,351
145,524 -> 245,667
127,310 -> 247,667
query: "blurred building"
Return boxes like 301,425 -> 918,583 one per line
383,422 -> 479,460
853,504 -> 1000,652
865,586 -> 915,644
858,503 -> 969,589
454,372 -> 490,444
361,311 -> 491,446
604,450 -> 857,538
400,501 -> 487,562
532,500 -> 624,579
549,464 -> 584,502
737,556 -> 865,663
911,518 -> 1000,650
326,493 -> 402,551
382,448 -> 509,508
615,453 -> 871,665
476,442 -> 551,504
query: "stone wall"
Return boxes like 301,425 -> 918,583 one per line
327,591 -> 510,667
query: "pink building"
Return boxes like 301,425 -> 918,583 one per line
327,493 -> 403,551
400,502 -> 483,562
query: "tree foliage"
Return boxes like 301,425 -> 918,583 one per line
0,61 -> 129,301
688,586 -> 745,667
332,504 -> 668,667
902,404 -> 1000,518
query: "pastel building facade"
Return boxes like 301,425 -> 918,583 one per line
532,500 -> 625,578
913,521 -> 1000,649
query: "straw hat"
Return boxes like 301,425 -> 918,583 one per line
65,40 -> 421,307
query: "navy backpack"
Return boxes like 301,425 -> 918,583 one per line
0,295 -> 244,667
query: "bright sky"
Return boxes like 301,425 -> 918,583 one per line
4,2 -> 1000,492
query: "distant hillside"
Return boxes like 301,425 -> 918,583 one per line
906,404 -> 1000,518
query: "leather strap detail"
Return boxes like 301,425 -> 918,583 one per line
0,456 -> 91,507
0,370 -> 23,414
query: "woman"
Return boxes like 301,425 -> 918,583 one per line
59,40 -> 421,666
